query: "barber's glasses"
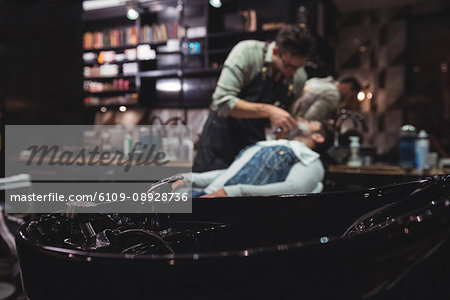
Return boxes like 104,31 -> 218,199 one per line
280,54 -> 304,71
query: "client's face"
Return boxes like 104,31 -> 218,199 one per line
297,119 -> 321,135
282,118 -> 322,140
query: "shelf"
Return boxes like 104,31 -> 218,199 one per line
82,2 -> 214,109
156,51 -> 204,56
84,75 -> 136,80
156,51 -> 183,55
138,41 -> 168,47
84,90 -> 137,95
139,69 -> 180,78
84,103 -> 141,109
139,68 -> 220,78
83,44 -> 138,52
83,60 -> 139,66
84,101 -> 139,108
86,31 -> 278,49
82,41 -> 169,53
83,94 -> 139,107
83,54 -> 204,66
206,29 -> 278,39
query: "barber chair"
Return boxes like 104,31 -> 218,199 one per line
15,175 -> 450,299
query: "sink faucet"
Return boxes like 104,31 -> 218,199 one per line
334,109 -> 367,146
145,175 -> 184,232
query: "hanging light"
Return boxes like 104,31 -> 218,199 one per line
209,0 -> 222,8
357,91 -> 366,101
177,0 -> 184,11
126,0 -> 139,20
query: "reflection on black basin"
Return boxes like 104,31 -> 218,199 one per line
16,175 -> 450,299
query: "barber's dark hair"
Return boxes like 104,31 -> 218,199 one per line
275,24 -> 315,57
338,75 -> 362,92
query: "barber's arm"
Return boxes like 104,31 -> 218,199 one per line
230,100 -> 298,132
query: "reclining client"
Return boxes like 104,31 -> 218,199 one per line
174,119 -> 333,198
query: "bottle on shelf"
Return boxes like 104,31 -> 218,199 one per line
398,124 -> 416,169
415,129 -> 429,172
138,126 -> 151,153
101,129 -> 112,151
347,136 -> 362,167
123,131 -> 134,158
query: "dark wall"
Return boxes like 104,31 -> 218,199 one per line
0,0 -> 93,124
405,9 -> 450,156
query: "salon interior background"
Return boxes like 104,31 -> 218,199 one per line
0,0 -> 449,160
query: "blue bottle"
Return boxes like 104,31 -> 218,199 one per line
415,129 -> 429,171
398,125 -> 416,169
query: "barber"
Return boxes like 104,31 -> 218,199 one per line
193,24 -> 315,172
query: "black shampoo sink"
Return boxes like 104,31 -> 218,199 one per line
16,175 -> 450,299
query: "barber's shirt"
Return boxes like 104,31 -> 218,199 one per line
211,40 -> 307,117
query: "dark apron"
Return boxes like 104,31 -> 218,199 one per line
193,46 -> 294,172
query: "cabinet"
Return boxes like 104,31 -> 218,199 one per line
82,14 -> 141,108
81,0 -> 335,110
82,0 -> 218,109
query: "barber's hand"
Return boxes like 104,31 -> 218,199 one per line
200,188 -> 228,198
268,106 -> 298,132
172,180 -> 186,191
